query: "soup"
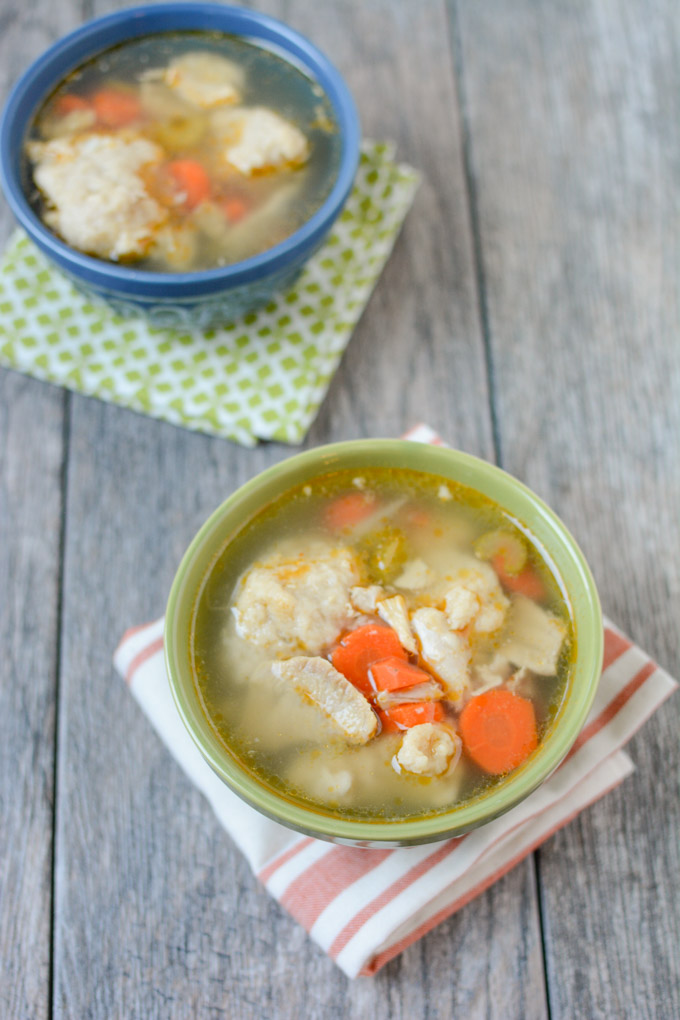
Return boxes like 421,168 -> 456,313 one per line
24,31 -> 340,271
192,467 -> 574,822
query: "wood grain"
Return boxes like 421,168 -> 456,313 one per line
1,0 -> 677,1015
0,2 -> 79,1016
451,0 -> 680,1016
47,0 -> 545,1016
0,373 -> 65,1020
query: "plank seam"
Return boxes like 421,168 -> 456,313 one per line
48,389 -> 71,1020
448,7 -> 551,1015
446,0 -> 503,467
533,848 -> 554,1020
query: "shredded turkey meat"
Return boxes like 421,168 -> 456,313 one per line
272,656 -> 377,745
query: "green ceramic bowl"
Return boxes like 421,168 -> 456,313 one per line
165,440 -> 603,847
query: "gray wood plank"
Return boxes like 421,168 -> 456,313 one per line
0,372 -> 65,1020
0,2 -> 80,1015
48,0 -> 546,1017
451,0 -> 680,1017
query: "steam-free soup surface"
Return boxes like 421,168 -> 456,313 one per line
25,32 -> 340,270
192,468 -> 574,822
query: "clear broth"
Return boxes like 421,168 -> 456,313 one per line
192,468 -> 574,822
25,31 -> 341,270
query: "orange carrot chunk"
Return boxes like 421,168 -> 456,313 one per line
92,87 -> 142,127
386,702 -> 445,729
222,196 -> 250,223
324,491 -> 376,532
167,160 -> 212,209
459,689 -> 538,775
331,624 -> 407,697
492,555 -> 546,601
55,94 -> 92,115
404,507 -> 431,528
369,657 -> 432,693
376,708 -> 401,734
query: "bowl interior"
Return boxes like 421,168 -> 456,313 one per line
165,440 -> 603,846
0,2 -> 360,295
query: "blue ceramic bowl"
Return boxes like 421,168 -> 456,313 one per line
0,3 -> 360,329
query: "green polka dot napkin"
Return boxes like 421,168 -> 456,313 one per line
0,141 -> 419,446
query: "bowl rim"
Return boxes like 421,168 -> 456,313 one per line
0,2 -> 360,295
165,439 -> 604,845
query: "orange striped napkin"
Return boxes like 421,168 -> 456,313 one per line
113,426 -> 677,978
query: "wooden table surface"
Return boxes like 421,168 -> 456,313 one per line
1,1 -> 678,1017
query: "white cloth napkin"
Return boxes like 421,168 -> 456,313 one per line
113,426 -> 677,977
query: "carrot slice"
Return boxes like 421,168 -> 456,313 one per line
222,196 -> 249,223
331,624 -> 407,696
459,689 -> 538,775
369,657 -> 431,692
92,87 -> 142,127
492,555 -> 546,601
324,491 -> 376,532
400,504 -> 431,529
376,708 -> 400,734
55,94 -> 91,115
386,702 -> 445,729
476,529 -> 527,574
167,160 -> 212,209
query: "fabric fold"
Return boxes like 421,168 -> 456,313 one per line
113,614 -> 674,977
0,141 -> 420,446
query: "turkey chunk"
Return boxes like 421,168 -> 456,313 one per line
500,595 -> 567,676
444,584 -> 481,631
396,723 -> 461,777
377,595 -> 417,653
272,656 -> 377,745
41,107 -> 96,139
394,558 -> 436,591
454,567 -> 509,634
212,107 -> 309,174
28,132 -> 166,261
472,653 -> 513,695
149,221 -> 197,270
411,608 -> 471,707
350,585 -> 386,614
164,51 -> 244,108
232,541 -> 360,657
286,757 -> 353,800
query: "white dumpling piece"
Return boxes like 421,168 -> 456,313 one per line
27,132 -> 167,261
286,756 -> 354,801
396,723 -> 461,777
394,558 -> 436,591
444,583 -> 481,631
232,540 -> 360,657
212,106 -> 309,175
164,51 -> 244,108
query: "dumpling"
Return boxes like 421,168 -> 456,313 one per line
232,540 -> 360,656
164,51 -> 244,108
211,107 -> 309,175
27,132 -> 167,261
